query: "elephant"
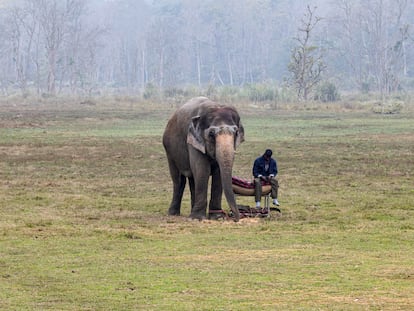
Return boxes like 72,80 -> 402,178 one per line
162,97 -> 244,221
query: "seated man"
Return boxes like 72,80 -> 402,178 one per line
253,149 -> 279,208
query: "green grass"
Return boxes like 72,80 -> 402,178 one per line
0,100 -> 413,310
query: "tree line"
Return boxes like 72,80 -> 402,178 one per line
0,0 -> 413,99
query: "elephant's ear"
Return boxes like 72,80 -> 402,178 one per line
187,116 -> 206,153
235,122 -> 245,148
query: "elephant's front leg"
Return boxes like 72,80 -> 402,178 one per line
189,155 -> 210,220
208,164 -> 223,219
188,176 -> 195,212
190,175 -> 210,220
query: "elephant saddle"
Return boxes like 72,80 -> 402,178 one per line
231,176 -> 271,196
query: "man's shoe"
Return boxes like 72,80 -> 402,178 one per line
273,199 -> 280,206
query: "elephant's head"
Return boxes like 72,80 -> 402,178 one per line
187,104 -> 244,220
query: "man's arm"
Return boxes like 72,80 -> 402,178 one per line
252,158 -> 260,178
270,159 -> 278,176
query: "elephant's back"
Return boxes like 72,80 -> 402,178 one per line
180,96 -> 210,110
179,97 -> 234,117
165,97 -> 210,135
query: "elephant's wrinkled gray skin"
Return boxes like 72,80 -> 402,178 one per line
163,97 -> 244,221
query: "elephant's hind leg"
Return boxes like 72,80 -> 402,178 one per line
168,174 -> 186,216
166,157 -> 187,216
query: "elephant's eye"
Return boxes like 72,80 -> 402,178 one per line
209,130 -> 215,138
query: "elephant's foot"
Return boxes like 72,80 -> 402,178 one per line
208,209 -> 227,220
168,207 -> 181,216
189,211 -> 207,220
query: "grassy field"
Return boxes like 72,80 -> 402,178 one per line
0,98 -> 413,310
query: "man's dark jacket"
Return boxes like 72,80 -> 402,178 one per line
253,156 -> 278,178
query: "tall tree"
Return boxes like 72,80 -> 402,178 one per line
288,5 -> 325,100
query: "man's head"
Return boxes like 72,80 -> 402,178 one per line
264,149 -> 272,159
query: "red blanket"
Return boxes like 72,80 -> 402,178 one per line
232,176 -> 270,189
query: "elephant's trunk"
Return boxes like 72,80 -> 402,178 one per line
215,133 -> 240,221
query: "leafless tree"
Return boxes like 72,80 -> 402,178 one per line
288,5 -> 325,100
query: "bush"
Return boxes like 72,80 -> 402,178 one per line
206,84 -> 217,99
277,86 -> 296,103
372,100 -> 404,114
163,87 -> 186,98
143,83 -> 160,100
246,83 -> 276,102
314,81 -> 340,102
218,85 -> 240,102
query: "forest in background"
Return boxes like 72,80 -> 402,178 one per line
0,0 -> 413,101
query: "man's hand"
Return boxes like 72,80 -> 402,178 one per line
260,175 -> 269,181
